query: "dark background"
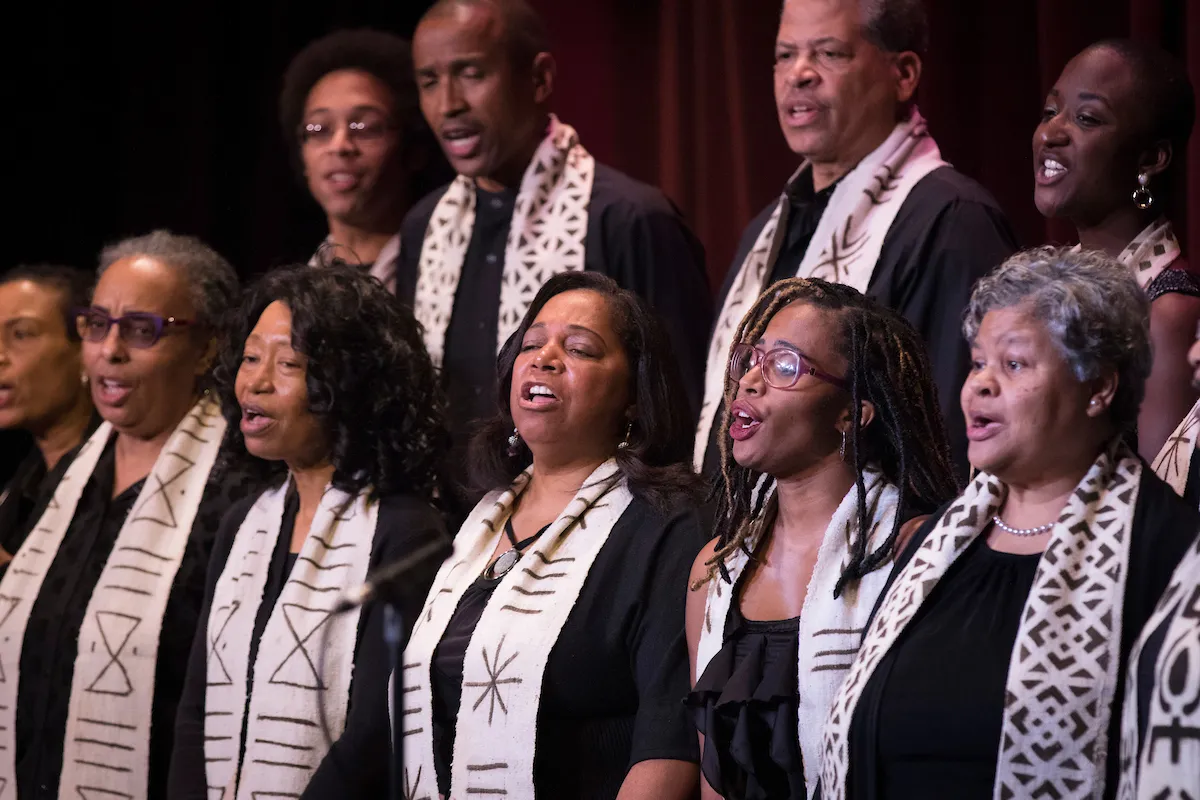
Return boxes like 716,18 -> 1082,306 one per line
3,0 -> 1198,480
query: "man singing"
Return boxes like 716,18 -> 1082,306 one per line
399,0 -> 712,500
695,0 -> 1017,477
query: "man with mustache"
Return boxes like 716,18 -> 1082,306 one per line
695,0 -> 1018,480
398,0 -> 711,507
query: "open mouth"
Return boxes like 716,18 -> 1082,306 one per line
519,382 -> 560,409
325,171 -> 362,191
95,377 -> 133,406
0,383 -> 14,408
782,101 -> 821,127
441,125 -> 483,159
1036,156 -> 1068,184
240,405 -> 274,436
967,413 -> 1003,441
729,401 -> 762,441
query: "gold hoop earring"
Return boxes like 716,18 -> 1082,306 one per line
1132,171 -> 1155,210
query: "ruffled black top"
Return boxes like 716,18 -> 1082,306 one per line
687,598 -> 805,799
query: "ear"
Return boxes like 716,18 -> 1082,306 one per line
892,51 -> 922,106
532,52 -> 555,105
1085,369 -> 1119,418
1138,140 -> 1173,179
838,400 -> 877,431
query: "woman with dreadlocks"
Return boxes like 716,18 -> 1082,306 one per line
684,278 -> 959,800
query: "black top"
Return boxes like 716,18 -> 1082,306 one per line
168,488 -> 449,800
844,469 -> 1200,800
0,414 -> 100,561
704,166 -> 1019,480
398,166 -> 713,500
1145,265 -> 1200,302
688,599 -> 803,800
14,435 -> 257,800
427,497 -> 706,799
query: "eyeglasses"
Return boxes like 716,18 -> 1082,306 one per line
74,308 -> 193,349
728,343 -> 848,390
299,116 -> 396,146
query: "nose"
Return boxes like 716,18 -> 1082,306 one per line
328,122 -> 358,155
782,52 -> 819,90
1038,112 -> 1070,146
98,322 -> 128,364
737,361 -> 765,396
532,343 -> 563,372
963,363 -> 997,398
438,77 -> 467,118
241,358 -> 274,395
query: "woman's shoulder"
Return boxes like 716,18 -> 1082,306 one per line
612,495 -> 709,560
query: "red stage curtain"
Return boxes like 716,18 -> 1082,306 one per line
532,0 -> 1200,288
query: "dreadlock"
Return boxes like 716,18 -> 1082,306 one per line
698,277 -> 960,597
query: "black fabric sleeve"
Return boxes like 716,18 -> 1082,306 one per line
300,495 -> 450,800
604,207 -> 713,425
886,198 -> 1017,481
167,495 -> 257,800
627,508 -> 707,767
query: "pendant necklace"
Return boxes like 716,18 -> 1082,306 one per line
485,517 -> 547,579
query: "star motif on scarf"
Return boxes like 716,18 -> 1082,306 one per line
464,635 -> 522,724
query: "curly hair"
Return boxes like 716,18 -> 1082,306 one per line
701,278 -> 960,596
214,264 -> 449,504
469,271 -> 704,510
279,28 -> 447,195
963,246 -> 1152,435
2,264 -> 94,341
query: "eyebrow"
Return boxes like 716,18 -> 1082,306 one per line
416,55 -> 488,75
528,322 -> 605,341
1076,91 -> 1111,106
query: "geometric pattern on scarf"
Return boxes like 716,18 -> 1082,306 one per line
413,115 -> 596,367
822,444 -> 1141,800
1118,532 -> 1200,800
0,399 -> 225,800
695,468 -> 899,799
202,481 -> 375,800
401,460 -> 632,800
692,107 -> 947,469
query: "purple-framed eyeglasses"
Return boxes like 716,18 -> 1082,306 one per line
74,308 -> 194,349
728,343 -> 849,390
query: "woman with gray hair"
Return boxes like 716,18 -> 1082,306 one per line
820,246 -> 1198,799
0,230 -> 262,800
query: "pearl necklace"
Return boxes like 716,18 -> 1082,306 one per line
992,515 -> 1055,537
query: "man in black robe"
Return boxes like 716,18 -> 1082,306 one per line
398,0 -> 711,501
696,0 -> 1017,478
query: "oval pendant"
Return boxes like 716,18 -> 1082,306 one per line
491,549 -> 520,579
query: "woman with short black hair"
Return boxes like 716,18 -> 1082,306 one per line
169,264 -> 449,800
402,271 -> 705,800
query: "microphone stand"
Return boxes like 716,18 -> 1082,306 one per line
383,604 -> 405,800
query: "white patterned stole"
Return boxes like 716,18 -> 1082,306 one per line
402,459 -> 633,799
0,399 -> 225,800
1117,533 -> 1200,800
203,481 -> 376,800
1118,217 -> 1182,292
308,233 -> 402,294
1113,532 -> 1200,800
413,114 -> 596,367
695,469 -> 899,800
1152,400 -> 1200,499
822,445 -> 1142,800
693,108 -> 947,469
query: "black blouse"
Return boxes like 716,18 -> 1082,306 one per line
427,497 -> 705,799
844,470 -> 1200,800
688,600 -> 803,800
168,488 -> 448,800
14,435 -> 257,800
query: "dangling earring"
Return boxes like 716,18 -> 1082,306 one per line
80,372 -> 89,387
507,427 -> 522,457
618,421 -> 634,450
1132,171 -> 1155,210
839,429 -> 847,461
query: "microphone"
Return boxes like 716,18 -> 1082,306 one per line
334,536 -> 453,613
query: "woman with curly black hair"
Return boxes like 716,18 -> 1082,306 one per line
281,28 -> 449,291
401,271 -> 706,800
168,264 -> 450,800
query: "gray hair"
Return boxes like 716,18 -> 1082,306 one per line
98,230 -> 239,335
962,246 -> 1152,432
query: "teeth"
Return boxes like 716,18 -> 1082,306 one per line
736,411 -> 751,420
1043,158 -> 1066,176
529,385 -> 554,398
